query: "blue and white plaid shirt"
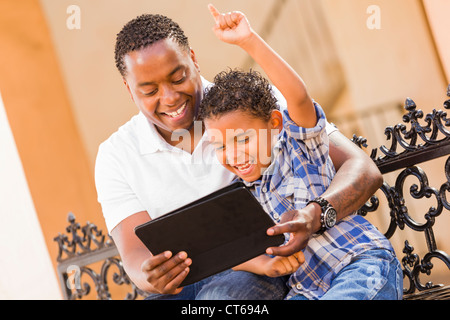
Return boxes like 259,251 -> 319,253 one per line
241,102 -> 395,300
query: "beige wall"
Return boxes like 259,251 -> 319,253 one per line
324,0 -> 448,151
423,0 -> 450,83
323,0 -> 446,112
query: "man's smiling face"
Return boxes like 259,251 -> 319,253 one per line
123,38 -> 203,142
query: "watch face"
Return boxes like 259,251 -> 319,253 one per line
324,208 -> 337,228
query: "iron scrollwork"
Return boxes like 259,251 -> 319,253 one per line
374,88 -> 450,164
354,85 -> 450,296
54,213 -> 149,300
53,212 -> 110,261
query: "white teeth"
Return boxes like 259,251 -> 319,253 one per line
235,162 -> 251,172
165,102 -> 186,118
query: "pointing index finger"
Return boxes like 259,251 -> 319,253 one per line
208,3 -> 221,21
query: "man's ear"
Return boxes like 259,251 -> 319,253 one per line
190,48 -> 201,73
123,78 -> 135,103
270,110 -> 283,130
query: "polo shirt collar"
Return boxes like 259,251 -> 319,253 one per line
136,112 -> 168,154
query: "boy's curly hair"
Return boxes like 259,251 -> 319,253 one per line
114,14 -> 190,77
199,69 -> 278,122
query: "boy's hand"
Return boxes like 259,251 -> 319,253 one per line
263,252 -> 305,278
208,4 -> 253,46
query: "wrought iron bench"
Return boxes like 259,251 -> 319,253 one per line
352,85 -> 450,300
53,86 -> 450,300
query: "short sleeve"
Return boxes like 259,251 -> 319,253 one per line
94,141 -> 146,233
325,121 -> 338,136
281,101 -> 330,166
282,101 -> 327,141
271,85 -> 337,137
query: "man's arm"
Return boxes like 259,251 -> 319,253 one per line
325,130 -> 383,215
110,211 -> 192,294
267,130 -> 383,256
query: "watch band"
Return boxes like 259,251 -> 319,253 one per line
307,197 -> 337,234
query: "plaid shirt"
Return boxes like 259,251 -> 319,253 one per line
242,102 -> 394,300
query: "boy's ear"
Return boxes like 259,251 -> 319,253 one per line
270,110 -> 283,130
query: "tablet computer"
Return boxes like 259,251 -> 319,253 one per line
134,182 -> 285,287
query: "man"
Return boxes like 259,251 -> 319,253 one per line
95,12 -> 383,299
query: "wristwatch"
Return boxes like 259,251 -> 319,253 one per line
307,197 -> 337,234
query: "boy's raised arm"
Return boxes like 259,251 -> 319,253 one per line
208,4 -> 316,128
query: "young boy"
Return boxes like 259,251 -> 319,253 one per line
201,5 -> 402,300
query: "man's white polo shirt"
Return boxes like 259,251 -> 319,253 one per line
95,110 -> 235,233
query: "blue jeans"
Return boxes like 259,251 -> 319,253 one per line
288,249 -> 403,300
145,269 -> 289,300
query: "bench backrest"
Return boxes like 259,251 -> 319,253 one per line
353,86 -> 450,298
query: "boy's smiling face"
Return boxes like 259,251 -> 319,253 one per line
205,109 -> 282,182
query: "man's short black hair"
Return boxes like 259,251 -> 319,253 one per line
199,69 -> 279,122
114,14 -> 190,77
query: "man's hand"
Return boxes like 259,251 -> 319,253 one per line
140,251 -> 192,295
208,4 -> 253,46
266,204 -> 321,257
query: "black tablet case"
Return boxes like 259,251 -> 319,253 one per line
134,182 -> 285,287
